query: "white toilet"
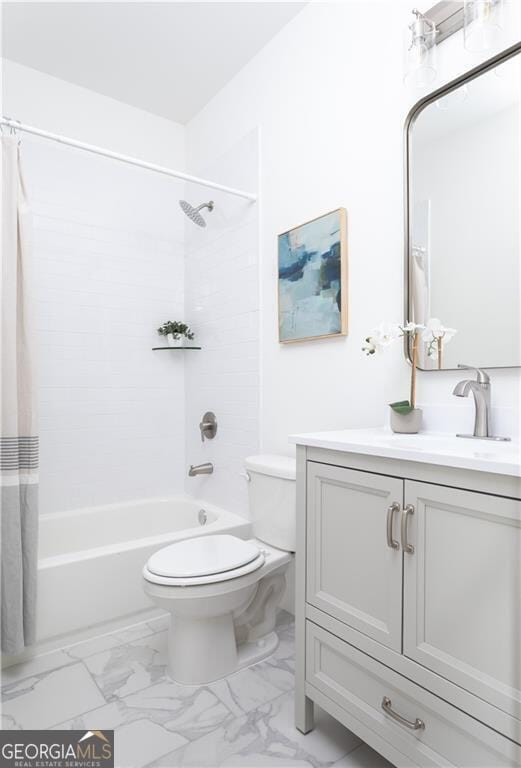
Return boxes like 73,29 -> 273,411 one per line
143,454 -> 296,685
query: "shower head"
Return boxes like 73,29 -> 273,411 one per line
179,199 -> 214,227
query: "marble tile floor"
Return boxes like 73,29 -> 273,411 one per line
1,612 -> 393,768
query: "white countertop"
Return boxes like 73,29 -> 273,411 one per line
289,428 -> 521,477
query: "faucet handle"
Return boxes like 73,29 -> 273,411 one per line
457,364 -> 490,385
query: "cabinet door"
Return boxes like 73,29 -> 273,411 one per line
403,480 -> 521,721
306,462 -> 403,651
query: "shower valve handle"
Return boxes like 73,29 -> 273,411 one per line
199,412 -> 218,442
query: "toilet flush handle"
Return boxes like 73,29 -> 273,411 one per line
240,471 -> 251,482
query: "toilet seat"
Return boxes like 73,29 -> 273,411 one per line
144,534 -> 265,587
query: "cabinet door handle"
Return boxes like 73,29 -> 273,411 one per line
401,504 -> 415,554
381,696 -> 425,731
386,503 -> 400,550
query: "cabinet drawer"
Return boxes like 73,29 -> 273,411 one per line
306,621 -> 521,767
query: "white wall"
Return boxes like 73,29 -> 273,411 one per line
186,1 -> 521,453
2,61 -> 188,512
2,60 -> 185,167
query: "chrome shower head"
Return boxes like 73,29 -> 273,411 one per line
179,199 -> 214,227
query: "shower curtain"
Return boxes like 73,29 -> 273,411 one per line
1,134 -> 39,654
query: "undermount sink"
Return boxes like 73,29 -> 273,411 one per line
289,428 -> 521,477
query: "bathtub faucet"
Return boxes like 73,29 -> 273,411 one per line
188,462 -> 214,477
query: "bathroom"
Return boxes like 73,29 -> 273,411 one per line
0,1 -> 519,766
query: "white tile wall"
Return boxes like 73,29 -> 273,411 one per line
24,138 -> 187,514
22,127 -> 259,517
183,131 -> 260,517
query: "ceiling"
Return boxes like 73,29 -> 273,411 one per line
2,2 -> 306,124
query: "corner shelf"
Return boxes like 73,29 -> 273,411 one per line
152,346 -> 202,351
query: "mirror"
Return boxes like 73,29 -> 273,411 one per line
405,45 -> 521,370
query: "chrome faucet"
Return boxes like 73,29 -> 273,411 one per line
188,462 -> 214,477
452,365 -> 509,441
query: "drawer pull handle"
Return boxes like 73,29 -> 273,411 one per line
386,503 -> 400,550
401,504 -> 415,554
381,696 -> 425,731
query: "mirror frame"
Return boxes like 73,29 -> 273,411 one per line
403,40 -> 521,370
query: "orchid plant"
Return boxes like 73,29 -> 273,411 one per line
363,319 -> 456,415
422,318 -> 456,368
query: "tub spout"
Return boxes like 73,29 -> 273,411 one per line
188,462 -> 213,477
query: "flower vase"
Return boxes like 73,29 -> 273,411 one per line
390,407 -> 422,434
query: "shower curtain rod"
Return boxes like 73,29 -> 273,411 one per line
0,116 -> 257,202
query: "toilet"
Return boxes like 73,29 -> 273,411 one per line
143,454 -> 296,685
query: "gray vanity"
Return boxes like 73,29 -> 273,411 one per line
292,430 -> 520,767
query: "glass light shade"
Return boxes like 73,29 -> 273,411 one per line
464,0 -> 504,52
404,41 -> 437,89
404,11 -> 437,90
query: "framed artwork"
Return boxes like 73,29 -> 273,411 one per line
278,208 -> 347,343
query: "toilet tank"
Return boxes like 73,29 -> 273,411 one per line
245,454 -> 296,552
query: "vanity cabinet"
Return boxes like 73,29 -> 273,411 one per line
295,443 -> 521,768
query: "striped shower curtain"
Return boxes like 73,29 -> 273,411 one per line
1,134 -> 39,654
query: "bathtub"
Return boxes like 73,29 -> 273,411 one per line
35,496 -> 251,646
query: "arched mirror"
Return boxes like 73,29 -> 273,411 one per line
405,43 -> 521,370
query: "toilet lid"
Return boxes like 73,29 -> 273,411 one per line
146,534 -> 261,579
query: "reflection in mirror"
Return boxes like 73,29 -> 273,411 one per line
407,48 -> 520,370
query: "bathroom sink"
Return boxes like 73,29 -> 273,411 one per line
289,428 -> 521,477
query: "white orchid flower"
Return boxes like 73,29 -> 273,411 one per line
422,318 -> 457,360
421,318 -> 457,343
363,322 -> 412,355
402,322 -> 425,334
371,323 -> 401,350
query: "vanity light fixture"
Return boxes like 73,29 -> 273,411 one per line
463,0 -> 504,52
404,8 -> 438,88
404,1 -> 505,89
404,2 -> 465,89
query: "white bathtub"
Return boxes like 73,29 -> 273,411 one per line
35,496 -> 251,645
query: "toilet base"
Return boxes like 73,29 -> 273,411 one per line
166,614 -> 279,685
165,570 -> 286,685
236,630 -> 279,670
167,611 -> 239,685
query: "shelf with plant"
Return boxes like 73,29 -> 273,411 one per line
154,321 -> 200,349
362,318 -> 456,433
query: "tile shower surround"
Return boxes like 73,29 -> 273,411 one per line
25,138 -> 186,515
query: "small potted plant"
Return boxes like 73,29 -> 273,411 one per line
157,321 -> 195,347
362,319 -> 456,434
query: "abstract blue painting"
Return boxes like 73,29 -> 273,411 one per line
278,208 -> 347,342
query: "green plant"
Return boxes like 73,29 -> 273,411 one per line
157,321 -> 195,340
